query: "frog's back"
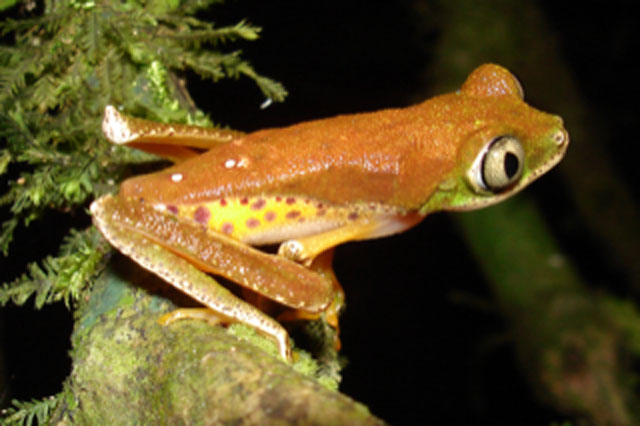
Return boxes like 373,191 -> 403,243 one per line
119,101 -> 456,209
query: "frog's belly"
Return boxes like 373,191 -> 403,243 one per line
154,195 -> 404,245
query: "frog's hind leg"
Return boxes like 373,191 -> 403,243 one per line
91,196 -> 293,360
278,249 -> 344,350
92,194 -> 338,360
102,106 -> 245,162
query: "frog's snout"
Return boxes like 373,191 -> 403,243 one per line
553,128 -> 569,147
549,114 -> 569,149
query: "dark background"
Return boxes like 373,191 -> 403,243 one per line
2,1 -> 639,424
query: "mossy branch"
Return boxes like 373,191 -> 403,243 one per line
41,257 -> 379,424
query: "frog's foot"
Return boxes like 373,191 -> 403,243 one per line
278,302 -> 342,351
159,307 -> 291,360
158,308 -> 226,326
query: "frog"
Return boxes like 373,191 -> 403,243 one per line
91,64 -> 568,361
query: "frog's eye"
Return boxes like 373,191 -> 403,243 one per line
471,136 -> 525,192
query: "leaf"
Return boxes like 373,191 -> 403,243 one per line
0,227 -> 109,308
0,396 -> 59,425
0,149 -> 10,175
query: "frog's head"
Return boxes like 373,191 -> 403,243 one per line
419,64 -> 569,214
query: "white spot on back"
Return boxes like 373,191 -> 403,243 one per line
171,173 -> 183,182
224,159 -> 236,168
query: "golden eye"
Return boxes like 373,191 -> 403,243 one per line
468,135 -> 525,193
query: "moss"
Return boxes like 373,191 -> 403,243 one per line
51,258 -> 376,423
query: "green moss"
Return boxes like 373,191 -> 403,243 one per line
227,322 -> 281,359
58,264 -> 370,423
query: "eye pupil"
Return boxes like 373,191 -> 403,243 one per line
504,152 -> 520,179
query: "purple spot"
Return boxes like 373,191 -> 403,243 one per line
246,218 -> 260,228
167,205 -> 178,215
286,210 -> 301,219
251,199 -> 266,210
275,196 -> 282,202
285,197 -> 296,205
240,197 -> 248,205
194,206 -> 210,224
222,222 -> 234,234
265,211 -> 276,222
219,198 -> 227,206
348,212 -> 359,221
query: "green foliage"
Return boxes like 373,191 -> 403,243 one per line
0,227 -> 109,308
0,0 -> 19,12
0,0 -> 286,309
0,395 -> 59,426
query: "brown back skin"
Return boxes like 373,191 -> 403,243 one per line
119,89 -> 559,210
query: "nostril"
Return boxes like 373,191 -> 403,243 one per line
553,129 -> 568,146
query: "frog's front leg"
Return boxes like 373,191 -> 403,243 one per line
278,212 -> 424,265
91,195 -> 336,361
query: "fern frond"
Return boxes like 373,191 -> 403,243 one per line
0,227 -> 109,308
83,9 -> 103,64
236,61 -> 288,102
0,395 -> 59,426
0,51 -> 31,99
0,149 -> 10,175
158,19 -> 261,46
0,217 -> 19,255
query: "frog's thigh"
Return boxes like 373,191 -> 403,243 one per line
96,215 -> 292,360
94,195 -> 334,313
